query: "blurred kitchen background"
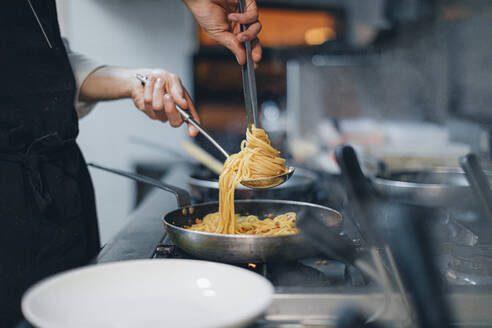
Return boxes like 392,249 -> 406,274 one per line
56,0 -> 492,244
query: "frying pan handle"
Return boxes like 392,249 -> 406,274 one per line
88,163 -> 191,208
335,145 -> 374,200
460,153 -> 492,225
335,145 -> 379,246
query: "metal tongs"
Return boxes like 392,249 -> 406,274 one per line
238,0 -> 258,132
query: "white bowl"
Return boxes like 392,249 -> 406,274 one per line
22,259 -> 274,328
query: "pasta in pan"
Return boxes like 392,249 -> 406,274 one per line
187,126 -> 298,235
188,212 -> 298,235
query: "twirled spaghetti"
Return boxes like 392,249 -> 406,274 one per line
187,126 -> 297,235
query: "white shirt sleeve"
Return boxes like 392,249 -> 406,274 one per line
63,38 -> 106,119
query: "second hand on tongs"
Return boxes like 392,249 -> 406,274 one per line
238,0 -> 258,132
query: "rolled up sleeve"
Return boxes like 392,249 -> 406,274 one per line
64,39 -> 106,118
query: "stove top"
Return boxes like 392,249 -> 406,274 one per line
152,236 -> 368,290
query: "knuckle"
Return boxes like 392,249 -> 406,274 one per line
148,75 -> 157,83
160,70 -> 170,79
163,93 -> 172,103
150,69 -> 162,77
170,73 -> 180,83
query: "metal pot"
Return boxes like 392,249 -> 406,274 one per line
371,167 -> 492,244
372,167 -> 492,214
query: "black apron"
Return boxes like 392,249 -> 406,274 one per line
0,1 -> 101,326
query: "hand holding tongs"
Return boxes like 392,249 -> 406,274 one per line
136,73 -> 229,159
238,0 -> 259,131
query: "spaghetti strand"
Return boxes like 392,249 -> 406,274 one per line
187,126 -> 297,235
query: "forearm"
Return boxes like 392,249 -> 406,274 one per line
79,67 -> 152,102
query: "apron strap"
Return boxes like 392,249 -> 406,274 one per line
0,132 -> 76,213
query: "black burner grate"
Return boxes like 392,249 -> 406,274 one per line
151,241 -> 366,288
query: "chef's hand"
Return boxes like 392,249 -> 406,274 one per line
131,69 -> 200,137
182,0 -> 262,65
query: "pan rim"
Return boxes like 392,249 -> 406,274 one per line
372,168 -> 487,189
163,199 -> 342,239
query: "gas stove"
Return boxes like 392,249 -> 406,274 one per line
152,236 -> 367,290
151,236 -> 381,327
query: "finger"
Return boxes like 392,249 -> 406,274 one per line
228,4 -> 259,25
163,93 -> 183,128
184,89 -> 200,137
213,31 -> 245,65
168,74 -> 188,109
236,22 -> 262,42
183,90 -> 200,123
152,78 -> 166,111
144,76 -> 156,112
145,109 -> 158,120
252,38 -> 262,63
153,109 -> 168,123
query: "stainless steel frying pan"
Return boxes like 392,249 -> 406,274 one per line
89,163 -> 343,263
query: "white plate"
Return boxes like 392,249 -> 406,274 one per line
22,259 -> 274,328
